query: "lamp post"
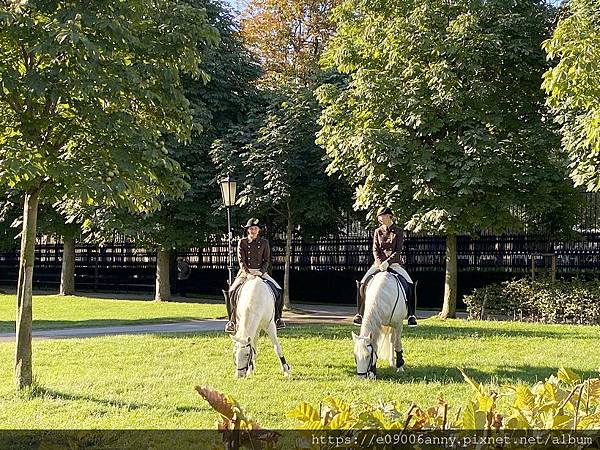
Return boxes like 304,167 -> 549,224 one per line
219,175 -> 237,286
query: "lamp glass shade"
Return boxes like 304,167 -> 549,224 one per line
220,176 -> 237,207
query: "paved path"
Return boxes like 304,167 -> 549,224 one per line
0,303 -> 465,342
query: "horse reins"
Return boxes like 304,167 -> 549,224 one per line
235,341 -> 256,374
356,343 -> 378,377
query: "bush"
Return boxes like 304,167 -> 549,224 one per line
196,368 -> 600,449
463,278 -> 600,325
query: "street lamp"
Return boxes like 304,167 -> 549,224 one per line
219,175 -> 237,286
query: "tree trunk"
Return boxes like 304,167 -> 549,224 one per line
15,188 -> 41,390
439,233 -> 457,319
283,206 -> 293,310
59,234 -> 75,295
155,249 -> 171,302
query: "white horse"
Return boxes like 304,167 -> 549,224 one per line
352,271 -> 407,379
231,276 -> 290,378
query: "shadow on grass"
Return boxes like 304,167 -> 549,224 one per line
26,385 -> 204,414
271,322 -> 598,340
0,317 -> 217,334
293,363 -> 598,385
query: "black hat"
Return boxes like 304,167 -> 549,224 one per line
376,206 -> 393,217
242,218 -> 261,229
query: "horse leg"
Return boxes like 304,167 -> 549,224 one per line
394,328 -> 405,372
267,322 -> 290,377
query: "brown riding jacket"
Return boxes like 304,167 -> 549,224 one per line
372,223 -> 404,266
237,236 -> 270,274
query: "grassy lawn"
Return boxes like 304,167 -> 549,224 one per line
0,294 -> 227,333
0,318 -> 597,429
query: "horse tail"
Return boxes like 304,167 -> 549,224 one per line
377,326 -> 394,366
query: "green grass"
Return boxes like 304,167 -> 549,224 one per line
0,318 -> 597,429
0,294 -> 227,333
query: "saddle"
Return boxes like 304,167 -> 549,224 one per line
362,268 -> 411,302
230,277 -> 280,308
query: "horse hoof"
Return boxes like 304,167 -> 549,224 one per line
396,366 -> 405,373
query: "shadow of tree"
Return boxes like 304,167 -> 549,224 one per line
28,385 -> 204,414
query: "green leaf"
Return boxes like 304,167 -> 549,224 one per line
287,402 -> 320,422
557,368 -> 580,385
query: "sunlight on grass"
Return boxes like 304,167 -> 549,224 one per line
0,294 -> 226,333
0,319 -> 597,428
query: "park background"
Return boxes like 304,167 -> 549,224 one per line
1,0 -> 600,439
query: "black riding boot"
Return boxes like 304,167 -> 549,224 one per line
407,282 -> 417,327
275,288 -> 286,329
223,289 -> 236,333
353,280 -> 365,325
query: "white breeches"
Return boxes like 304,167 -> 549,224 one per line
230,269 -> 282,291
360,263 -> 413,284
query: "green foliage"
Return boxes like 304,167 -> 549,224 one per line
317,0 -> 576,234
0,191 -> 19,251
211,83 -> 353,238
83,0 -> 261,250
542,0 -> 600,192
463,278 -> 600,324
198,368 -> 600,448
0,0 -> 216,210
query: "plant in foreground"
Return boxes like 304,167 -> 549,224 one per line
196,367 -> 600,449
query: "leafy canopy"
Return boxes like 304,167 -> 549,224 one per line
211,84 -> 352,238
317,0 -> 575,234
0,0 -> 217,211
82,0 -> 262,250
543,0 -> 600,192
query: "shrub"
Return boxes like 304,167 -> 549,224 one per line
463,278 -> 600,324
196,368 -> 600,449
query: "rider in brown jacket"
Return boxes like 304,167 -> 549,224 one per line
224,218 -> 285,333
353,207 -> 418,327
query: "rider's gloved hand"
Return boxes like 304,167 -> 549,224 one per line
380,260 -> 389,271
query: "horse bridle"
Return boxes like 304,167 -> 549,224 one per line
234,341 -> 256,374
356,342 -> 378,377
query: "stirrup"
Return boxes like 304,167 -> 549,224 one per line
225,321 -> 236,333
275,318 -> 286,330
352,314 -> 362,326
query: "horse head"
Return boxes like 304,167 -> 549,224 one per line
352,331 -> 377,379
231,335 -> 255,378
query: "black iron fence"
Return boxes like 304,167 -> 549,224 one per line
179,232 -> 600,273
1,232 -> 600,306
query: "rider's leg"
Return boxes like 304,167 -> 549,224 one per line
354,266 -> 378,325
262,274 -> 285,329
261,273 -> 281,289
406,283 -> 417,327
390,264 -> 417,327
225,275 -> 245,333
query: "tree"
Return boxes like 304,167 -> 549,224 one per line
241,0 -> 339,83
37,207 -> 81,296
317,0 -> 578,317
84,0 -> 261,301
542,0 -> 600,192
212,84 -> 353,307
1,192 -> 85,296
0,0 -> 215,389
